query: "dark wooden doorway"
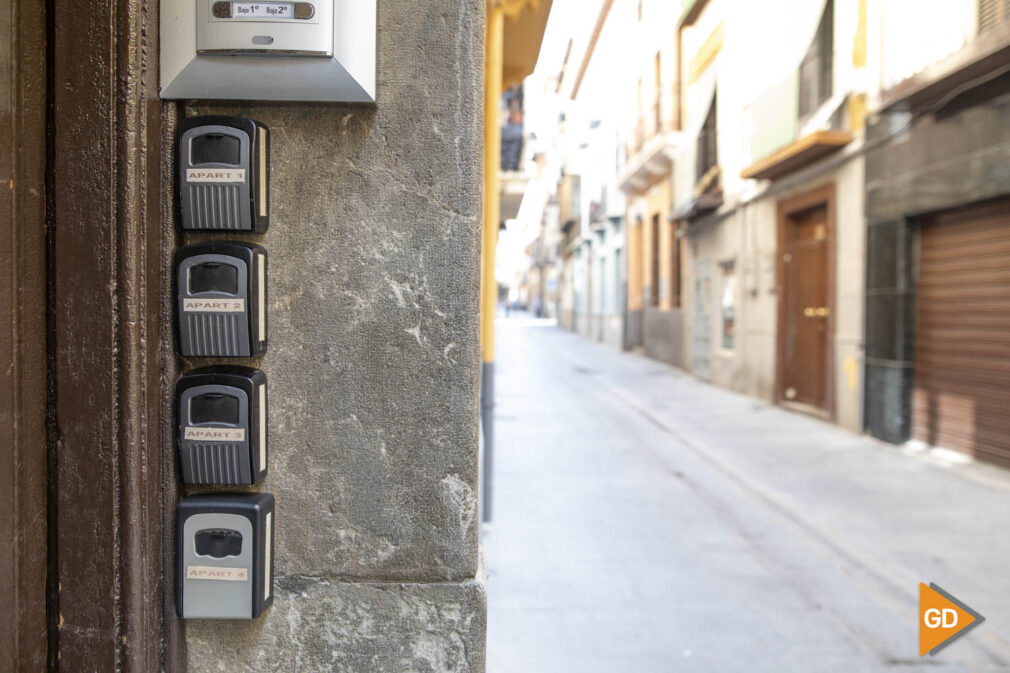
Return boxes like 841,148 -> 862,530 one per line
0,0 -> 48,668
1,0 -> 185,669
777,186 -> 835,417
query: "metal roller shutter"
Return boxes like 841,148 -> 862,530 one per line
914,200 -> 1010,467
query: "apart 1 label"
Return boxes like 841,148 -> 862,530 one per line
232,2 -> 295,18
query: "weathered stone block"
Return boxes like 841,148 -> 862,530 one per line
187,576 -> 487,672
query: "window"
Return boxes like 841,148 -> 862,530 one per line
650,214 -> 660,307
696,92 -> 718,185
979,0 -> 1010,33
598,256 -> 606,314
614,247 -> 623,313
798,0 -> 833,123
654,51 -> 662,132
720,260 -> 736,349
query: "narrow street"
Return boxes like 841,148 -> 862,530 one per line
485,319 -> 1010,672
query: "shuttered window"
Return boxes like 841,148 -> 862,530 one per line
798,0 -> 833,123
979,0 -> 1010,33
695,92 -> 717,184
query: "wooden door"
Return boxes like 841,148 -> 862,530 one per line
780,201 -> 831,412
914,201 -> 1010,466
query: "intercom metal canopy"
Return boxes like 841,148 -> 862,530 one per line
160,0 -> 376,103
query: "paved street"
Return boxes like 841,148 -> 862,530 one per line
484,319 -> 1010,672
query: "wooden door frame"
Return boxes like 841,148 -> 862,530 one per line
48,0 -> 185,670
0,0 -> 48,668
775,183 -> 837,419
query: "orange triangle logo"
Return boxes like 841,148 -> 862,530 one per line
920,583 -> 984,656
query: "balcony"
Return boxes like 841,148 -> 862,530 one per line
626,101 -> 665,156
739,56 -> 851,183
499,85 -> 529,222
740,130 -> 851,181
618,99 -> 679,195
500,170 -> 529,222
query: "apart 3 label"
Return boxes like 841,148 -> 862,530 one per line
184,427 -> 246,442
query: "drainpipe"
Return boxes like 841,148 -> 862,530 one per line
481,2 -> 504,522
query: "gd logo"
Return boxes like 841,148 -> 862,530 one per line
923,608 -> 959,630
919,583 -> 984,656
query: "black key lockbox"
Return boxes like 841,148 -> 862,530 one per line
176,242 -> 267,358
179,116 -> 269,232
177,493 -> 274,620
177,367 -> 267,485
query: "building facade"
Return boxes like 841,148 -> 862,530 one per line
672,0 -> 869,433
617,0 -> 685,364
524,0 -> 631,351
863,0 -> 1010,466
512,0 -> 1010,469
618,0 -> 1010,459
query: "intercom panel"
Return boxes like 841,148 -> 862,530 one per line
177,367 -> 268,485
177,493 -> 274,619
179,116 -> 269,232
198,1 -> 333,55
176,242 -> 267,358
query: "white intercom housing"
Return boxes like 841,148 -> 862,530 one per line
161,0 -> 375,102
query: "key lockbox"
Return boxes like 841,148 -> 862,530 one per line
177,367 -> 267,485
179,116 -> 269,232
176,242 -> 267,358
177,493 -> 275,620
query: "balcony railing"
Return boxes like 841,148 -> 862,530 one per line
500,122 -> 524,172
627,100 -> 666,156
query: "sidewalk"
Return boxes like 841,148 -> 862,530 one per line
485,320 -> 1010,672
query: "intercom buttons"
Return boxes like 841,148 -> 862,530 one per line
178,116 -> 269,232
177,493 -> 275,620
177,366 -> 267,485
176,242 -> 267,358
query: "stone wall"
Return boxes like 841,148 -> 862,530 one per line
185,1 -> 487,670
643,308 -> 685,369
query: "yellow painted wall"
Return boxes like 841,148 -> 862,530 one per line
659,217 -> 676,310
642,179 -> 672,308
627,220 -> 643,311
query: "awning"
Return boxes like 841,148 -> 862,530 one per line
671,192 -> 723,223
502,0 -> 554,87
